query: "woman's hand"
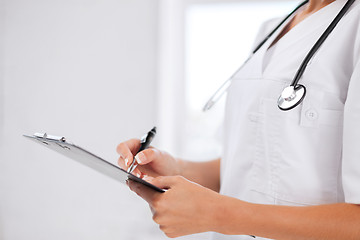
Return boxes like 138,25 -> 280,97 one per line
116,139 -> 181,178
127,175 -> 223,238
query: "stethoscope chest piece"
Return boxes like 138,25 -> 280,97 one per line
277,85 -> 306,111
202,0 -> 355,112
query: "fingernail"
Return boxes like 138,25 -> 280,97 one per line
124,158 -> 129,166
142,175 -> 151,182
135,152 -> 145,164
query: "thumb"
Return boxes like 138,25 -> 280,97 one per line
135,148 -> 161,165
148,176 -> 181,190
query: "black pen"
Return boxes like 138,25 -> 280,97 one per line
128,127 -> 157,173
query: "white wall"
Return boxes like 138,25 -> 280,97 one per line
0,0 -> 5,147
0,0 -> 5,237
0,0 -> 170,239
0,0 -> 295,239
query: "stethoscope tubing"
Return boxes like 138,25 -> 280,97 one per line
251,0 -> 309,54
203,0 -> 309,112
203,0 -> 356,112
291,0 -> 356,87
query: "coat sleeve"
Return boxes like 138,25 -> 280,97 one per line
342,56 -> 360,204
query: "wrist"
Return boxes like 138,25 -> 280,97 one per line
208,194 -> 227,233
213,196 -> 254,235
175,158 -> 186,176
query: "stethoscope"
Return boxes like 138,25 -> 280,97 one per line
203,0 -> 355,112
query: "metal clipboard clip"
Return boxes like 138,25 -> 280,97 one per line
31,133 -> 71,150
33,133 -> 66,142
24,132 -> 165,192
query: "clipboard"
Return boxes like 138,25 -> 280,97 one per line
23,133 -> 164,193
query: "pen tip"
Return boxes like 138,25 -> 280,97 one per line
151,126 -> 157,133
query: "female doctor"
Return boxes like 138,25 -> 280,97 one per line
117,0 -> 360,239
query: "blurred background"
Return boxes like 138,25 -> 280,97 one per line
0,0 -> 297,239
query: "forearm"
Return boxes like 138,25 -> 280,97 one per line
177,158 -> 220,192
218,197 -> 360,240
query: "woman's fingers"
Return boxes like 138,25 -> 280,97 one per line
143,175 -> 155,182
148,175 -> 180,190
116,138 -> 141,168
117,156 -> 127,170
134,148 -> 161,165
128,176 -> 179,203
118,156 -> 143,178
116,139 -> 159,177
128,179 -> 161,203
116,138 -> 177,177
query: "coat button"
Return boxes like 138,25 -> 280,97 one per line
305,109 -> 318,121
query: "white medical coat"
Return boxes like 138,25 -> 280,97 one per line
212,1 -> 360,239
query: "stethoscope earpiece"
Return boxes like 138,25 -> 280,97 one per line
277,85 -> 306,111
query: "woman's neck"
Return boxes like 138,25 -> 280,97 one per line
306,0 -> 336,13
267,0 -> 337,48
